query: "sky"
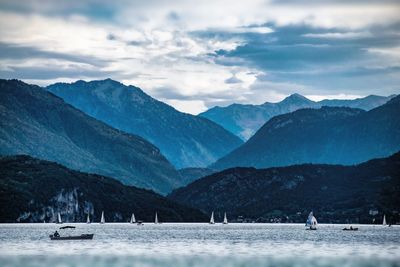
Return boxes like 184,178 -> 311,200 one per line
0,0 -> 399,114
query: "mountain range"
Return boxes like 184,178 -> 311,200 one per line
0,79 -> 180,194
169,152 -> 400,224
199,94 -> 396,140
212,96 -> 400,170
0,155 -> 207,223
47,79 -> 242,168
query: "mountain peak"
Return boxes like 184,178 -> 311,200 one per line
46,79 -> 242,168
282,93 -> 312,103
80,78 -> 122,87
51,78 -> 123,89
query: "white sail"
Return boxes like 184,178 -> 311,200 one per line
305,211 -> 317,229
86,213 -> 91,224
210,211 -> 215,224
130,213 -> 136,224
57,212 -> 62,224
311,216 -> 318,226
305,212 -> 313,226
383,215 -> 387,226
100,211 -> 105,224
223,212 -> 228,224
155,212 -> 159,224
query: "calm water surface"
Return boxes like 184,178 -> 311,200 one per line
0,223 -> 399,267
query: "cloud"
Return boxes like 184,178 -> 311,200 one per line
0,1 -> 399,114
0,64 -> 117,80
303,31 -> 372,39
0,42 -> 108,67
225,74 -> 243,84
161,99 -> 208,114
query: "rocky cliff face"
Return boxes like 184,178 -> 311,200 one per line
0,155 -> 207,223
47,79 -> 243,168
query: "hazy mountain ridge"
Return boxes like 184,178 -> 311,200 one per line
0,79 -> 180,194
178,167 -> 216,186
169,152 -> 400,223
47,79 -> 243,168
212,97 -> 400,170
0,155 -> 207,223
200,93 -> 396,140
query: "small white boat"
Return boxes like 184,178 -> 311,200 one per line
86,213 -> 91,224
100,211 -> 105,224
305,211 -> 317,230
210,211 -> 215,224
383,214 -> 387,226
223,212 -> 228,224
155,212 -> 159,224
56,212 -> 62,224
130,213 -> 136,224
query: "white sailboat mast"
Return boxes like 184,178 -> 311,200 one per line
210,211 -> 215,224
100,211 -> 105,224
57,212 -> 62,224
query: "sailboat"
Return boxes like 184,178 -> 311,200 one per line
154,212 -> 159,224
130,213 -> 136,224
383,214 -> 387,226
209,211 -> 215,224
56,212 -> 62,224
100,211 -> 105,224
86,213 -> 91,224
223,212 -> 228,224
305,211 -> 317,230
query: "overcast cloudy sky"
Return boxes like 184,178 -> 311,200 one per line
0,0 -> 399,114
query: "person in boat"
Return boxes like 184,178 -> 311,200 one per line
350,226 -> 353,230
53,231 -> 60,237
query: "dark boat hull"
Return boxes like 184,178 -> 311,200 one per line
343,228 -> 358,231
49,234 -> 94,240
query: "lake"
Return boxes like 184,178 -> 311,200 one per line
0,223 -> 399,267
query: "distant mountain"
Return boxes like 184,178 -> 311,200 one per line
199,94 -> 396,140
178,167 -> 215,186
319,94 -> 397,110
0,79 -> 180,194
169,152 -> 400,224
212,96 -> 400,170
47,79 -> 242,168
0,155 -> 207,223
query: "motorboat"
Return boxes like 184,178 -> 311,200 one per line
49,226 -> 94,240
50,234 -> 94,240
